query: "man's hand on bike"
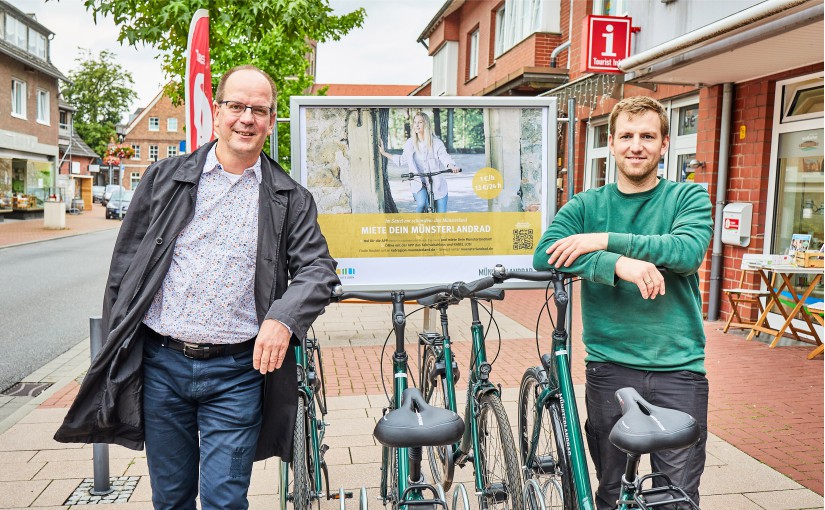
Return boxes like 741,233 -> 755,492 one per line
254,319 -> 291,373
615,256 -> 666,299
545,233 -> 608,267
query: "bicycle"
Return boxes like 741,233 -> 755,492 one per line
332,282 -> 499,510
416,286 -> 524,510
400,168 -> 461,213
280,331 -> 352,510
512,269 -> 702,510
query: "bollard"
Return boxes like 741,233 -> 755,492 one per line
89,316 -> 113,496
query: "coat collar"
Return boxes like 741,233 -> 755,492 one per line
172,140 -> 297,193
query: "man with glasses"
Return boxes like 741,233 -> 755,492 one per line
55,65 -> 339,509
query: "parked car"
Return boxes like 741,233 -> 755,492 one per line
102,184 -> 122,205
105,189 -> 135,219
92,185 -> 106,203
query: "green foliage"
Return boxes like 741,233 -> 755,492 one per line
62,50 -> 137,126
75,121 -> 117,158
81,0 -> 365,170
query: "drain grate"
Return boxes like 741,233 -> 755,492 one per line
65,477 -> 139,505
1,382 -> 53,397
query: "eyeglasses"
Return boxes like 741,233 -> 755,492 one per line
219,100 -> 273,119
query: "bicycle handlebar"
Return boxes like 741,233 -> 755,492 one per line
400,168 -> 462,180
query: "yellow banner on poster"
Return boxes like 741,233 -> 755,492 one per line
319,212 -> 541,258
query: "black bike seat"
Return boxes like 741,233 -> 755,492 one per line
418,288 -> 505,307
374,388 -> 465,448
608,387 -> 700,456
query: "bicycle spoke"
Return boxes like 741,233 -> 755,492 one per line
478,393 -> 523,510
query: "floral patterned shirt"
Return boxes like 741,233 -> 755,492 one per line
143,146 -> 262,344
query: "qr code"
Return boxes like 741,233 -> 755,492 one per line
513,229 -> 534,250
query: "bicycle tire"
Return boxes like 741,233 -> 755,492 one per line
420,346 -> 455,491
517,368 -> 574,510
477,392 -> 524,510
291,398 -> 318,510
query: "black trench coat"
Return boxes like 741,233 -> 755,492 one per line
54,140 -> 339,461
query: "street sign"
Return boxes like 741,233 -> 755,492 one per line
581,15 -> 632,74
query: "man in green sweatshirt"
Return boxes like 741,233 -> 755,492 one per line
533,96 -> 712,509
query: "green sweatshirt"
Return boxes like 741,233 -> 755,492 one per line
533,178 -> 713,374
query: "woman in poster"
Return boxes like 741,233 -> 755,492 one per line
377,111 -> 461,213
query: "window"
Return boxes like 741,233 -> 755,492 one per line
467,29 -> 479,80
167,145 -> 178,158
130,172 -> 141,189
167,118 -> 178,131
665,99 -> 699,182
149,145 -> 159,161
4,14 -> 27,50
782,77 -> 824,123
11,79 -> 26,118
431,42 -> 458,96
27,28 -> 45,59
131,144 -> 141,159
585,121 -> 613,190
36,89 -> 49,124
494,0 -> 543,57
59,110 -> 69,131
148,117 -> 160,131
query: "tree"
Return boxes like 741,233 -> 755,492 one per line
81,0 -> 365,170
61,49 -> 137,156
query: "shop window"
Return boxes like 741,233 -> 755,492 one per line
782,77 -> 824,123
36,89 -> 49,124
131,144 -> 141,159
585,121 -> 612,190
666,99 -> 699,183
168,118 -> 178,131
11,79 -> 26,118
167,145 -> 177,158
149,145 -> 159,161
678,105 -> 698,136
148,117 -> 160,131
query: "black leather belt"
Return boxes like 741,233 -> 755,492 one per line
145,327 -> 256,360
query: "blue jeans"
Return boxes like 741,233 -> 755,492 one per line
143,336 -> 263,510
413,187 -> 448,213
584,362 -> 708,510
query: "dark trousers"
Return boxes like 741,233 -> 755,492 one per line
143,338 -> 263,510
584,362 -> 708,510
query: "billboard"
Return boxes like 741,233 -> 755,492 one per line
291,96 -> 558,290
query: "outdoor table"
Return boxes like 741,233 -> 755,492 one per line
746,263 -> 824,349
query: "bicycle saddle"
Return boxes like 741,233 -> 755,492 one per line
374,388 -> 465,448
608,387 -> 700,456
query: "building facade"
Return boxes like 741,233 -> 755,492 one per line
418,0 -> 823,328
0,0 -> 67,219
120,89 -> 186,190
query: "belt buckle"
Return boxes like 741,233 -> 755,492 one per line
182,342 -> 209,359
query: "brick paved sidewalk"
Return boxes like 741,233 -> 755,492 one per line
0,203 -> 117,248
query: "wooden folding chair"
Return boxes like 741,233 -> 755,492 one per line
723,254 -> 771,334
806,302 -> 824,360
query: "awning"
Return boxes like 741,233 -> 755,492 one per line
619,0 -> 824,86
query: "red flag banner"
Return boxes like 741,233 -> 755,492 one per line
185,9 -> 214,153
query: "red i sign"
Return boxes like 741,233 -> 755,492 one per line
581,15 -> 632,74
185,9 -> 214,153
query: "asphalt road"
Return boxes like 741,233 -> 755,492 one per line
0,229 -> 118,393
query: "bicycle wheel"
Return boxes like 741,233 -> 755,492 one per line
420,346 -> 455,490
291,398 -> 318,510
517,368 -> 574,510
477,392 -> 524,510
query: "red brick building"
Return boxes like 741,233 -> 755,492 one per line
120,89 -> 186,190
0,0 -> 67,219
418,0 -> 823,330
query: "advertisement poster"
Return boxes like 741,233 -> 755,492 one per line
291,97 -> 557,290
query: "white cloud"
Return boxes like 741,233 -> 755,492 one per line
10,0 -> 440,116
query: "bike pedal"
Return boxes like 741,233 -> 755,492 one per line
328,491 -> 354,500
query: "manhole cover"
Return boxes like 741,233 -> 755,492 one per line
1,382 -> 53,397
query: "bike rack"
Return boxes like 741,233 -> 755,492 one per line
340,487 -> 348,510
358,486 -> 369,510
523,479 -> 547,510
451,482 -> 471,510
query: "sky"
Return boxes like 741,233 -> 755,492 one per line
13,0 -> 443,115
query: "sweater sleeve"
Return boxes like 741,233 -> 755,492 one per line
605,184 -> 712,275
433,138 -> 457,168
533,196 -> 621,286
